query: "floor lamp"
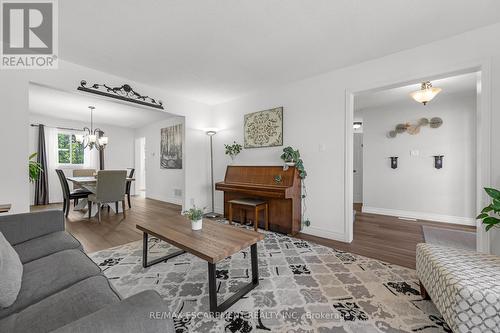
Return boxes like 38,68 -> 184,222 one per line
204,130 -> 220,218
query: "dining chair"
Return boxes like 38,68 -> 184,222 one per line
72,169 -> 96,205
88,170 -> 127,222
55,169 -> 92,217
126,168 -> 135,209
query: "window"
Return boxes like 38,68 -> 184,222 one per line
58,133 -> 84,165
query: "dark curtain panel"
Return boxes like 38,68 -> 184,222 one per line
34,124 -> 49,205
98,130 -> 105,170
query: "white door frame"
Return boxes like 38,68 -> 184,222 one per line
344,60 -> 491,253
353,133 -> 363,203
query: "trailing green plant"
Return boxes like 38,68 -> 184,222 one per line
29,152 -> 43,183
280,146 -> 307,179
182,205 -> 205,221
281,146 -> 299,163
280,146 -> 310,227
224,141 -> 243,160
477,187 -> 500,231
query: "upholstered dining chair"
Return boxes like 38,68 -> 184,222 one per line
72,169 -> 96,204
55,169 -> 92,217
73,168 -> 96,180
88,170 -> 127,222
125,168 -> 135,209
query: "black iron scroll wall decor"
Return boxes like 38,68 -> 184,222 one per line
433,155 -> 444,169
77,80 -> 164,110
390,156 -> 398,169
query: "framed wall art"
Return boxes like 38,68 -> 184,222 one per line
160,124 -> 183,169
244,107 -> 283,148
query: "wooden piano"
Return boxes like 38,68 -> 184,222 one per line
215,165 -> 302,235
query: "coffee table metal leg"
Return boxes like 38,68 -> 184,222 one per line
208,262 -> 218,312
208,243 -> 259,314
251,243 -> 258,284
142,232 -> 185,268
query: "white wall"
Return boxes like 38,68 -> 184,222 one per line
28,113 -> 135,204
211,23 -> 500,254
358,91 -> 476,224
134,137 -> 146,192
135,117 -> 185,205
0,59 -> 211,216
3,22 -> 500,254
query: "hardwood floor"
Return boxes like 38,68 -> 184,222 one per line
32,197 -> 476,269
31,196 -> 182,253
297,208 -> 476,269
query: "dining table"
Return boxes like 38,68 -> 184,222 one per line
66,176 -> 135,216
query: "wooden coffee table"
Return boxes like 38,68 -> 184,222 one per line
136,218 -> 264,313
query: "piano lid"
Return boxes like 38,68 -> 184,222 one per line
222,165 -> 298,187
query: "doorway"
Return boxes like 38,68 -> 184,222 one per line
135,137 -> 146,198
345,67 -> 490,256
353,132 -> 363,209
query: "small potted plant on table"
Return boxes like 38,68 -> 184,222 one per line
183,206 -> 205,230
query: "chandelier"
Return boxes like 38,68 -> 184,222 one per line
75,106 -> 108,150
410,81 -> 442,105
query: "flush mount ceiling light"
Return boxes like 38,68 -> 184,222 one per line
353,122 -> 362,129
410,81 -> 442,105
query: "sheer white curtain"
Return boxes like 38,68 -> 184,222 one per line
45,129 -> 99,203
45,127 -> 60,203
83,143 -> 99,170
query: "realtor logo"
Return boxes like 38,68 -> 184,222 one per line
1,0 -> 58,69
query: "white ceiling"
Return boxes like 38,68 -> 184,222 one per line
354,72 -> 477,111
29,84 -> 174,128
59,1 -> 500,105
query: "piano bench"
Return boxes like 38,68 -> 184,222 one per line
228,198 -> 269,232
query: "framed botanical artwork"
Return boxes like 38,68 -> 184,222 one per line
244,107 -> 283,148
160,124 -> 183,169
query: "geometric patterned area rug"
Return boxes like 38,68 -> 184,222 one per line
89,220 -> 451,333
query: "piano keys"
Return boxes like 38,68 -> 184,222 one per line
215,165 -> 302,235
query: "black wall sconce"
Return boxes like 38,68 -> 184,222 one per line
389,156 -> 398,169
433,155 -> 444,169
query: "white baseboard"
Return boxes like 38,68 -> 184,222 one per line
146,194 -> 183,205
300,226 -> 347,242
361,206 -> 475,226
213,206 -> 348,242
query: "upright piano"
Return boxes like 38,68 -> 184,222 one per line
215,165 -> 302,235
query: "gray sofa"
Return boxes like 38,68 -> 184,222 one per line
0,210 -> 174,333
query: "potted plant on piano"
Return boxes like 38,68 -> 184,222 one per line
281,146 -> 299,168
183,205 -> 205,231
280,146 -> 310,227
224,141 -> 243,162
280,146 -> 307,179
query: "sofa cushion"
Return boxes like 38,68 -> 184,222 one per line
0,275 -> 120,333
0,249 -> 101,319
0,232 -> 23,308
53,290 -> 174,333
13,231 -> 82,264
